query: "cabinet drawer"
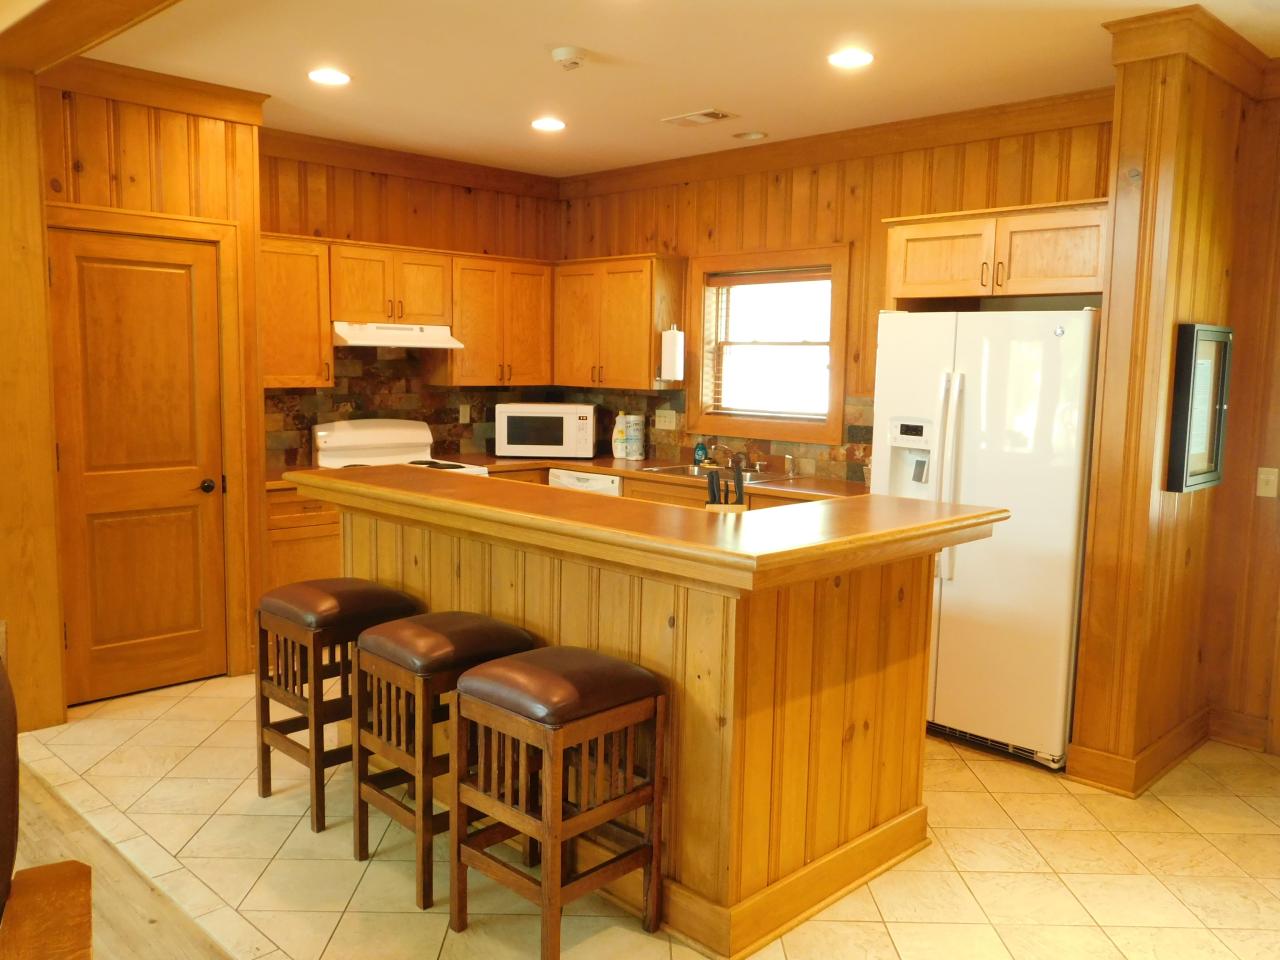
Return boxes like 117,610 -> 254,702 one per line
622,478 -> 708,508
266,489 -> 338,528
747,493 -> 800,510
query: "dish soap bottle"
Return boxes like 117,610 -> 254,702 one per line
611,411 -> 628,459
693,441 -> 708,465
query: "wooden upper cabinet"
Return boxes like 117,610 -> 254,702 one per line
451,257 -> 505,385
504,262 -> 552,385
599,259 -> 653,389
259,237 -> 333,388
994,206 -> 1107,295
394,251 -> 451,324
886,202 -> 1107,300
331,244 -> 394,323
553,264 -> 601,388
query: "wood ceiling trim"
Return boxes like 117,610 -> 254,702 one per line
0,0 -> 181,72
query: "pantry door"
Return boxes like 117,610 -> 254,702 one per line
49,228 -> 228,703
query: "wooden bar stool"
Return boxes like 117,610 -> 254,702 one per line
352,612 -> 536,908
449,647 -> 666,960
257,577 -> 421,831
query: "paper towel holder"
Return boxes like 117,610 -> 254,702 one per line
659,326 -> 685,382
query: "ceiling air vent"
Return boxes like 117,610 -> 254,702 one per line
661,108 -> 738,127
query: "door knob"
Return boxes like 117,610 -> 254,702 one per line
199,478 -> 217,494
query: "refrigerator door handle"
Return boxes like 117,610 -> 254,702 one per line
941,372 -> 964,581
932,370 -> 953,580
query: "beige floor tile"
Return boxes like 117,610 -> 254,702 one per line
1078,795 -> 1194,833
117,833 -> 182,878
1103,927 -> 1236,959
52,778 -> 112,813
349,859 -> 539,914
242,910 -> 340,960
1060,874 -> 1202,928
925,738 -> 961,760
924,791 -> 1016,829
66,702 -> 102,720
153,866 -> 225,918
781,920 -> 899,959
675,941 -> 784,960
1024,830 -> 1146,875
22,754 -> 79,786
48,717 -> 149,746
1243,796 -> 1280,826
276,813 -> 389,860
1208,834 -> 1280,878
952,742 -> 1014,763
167,745 -> 259,780
438,915 -> 669,960
1263,878 -> 1280,897
204,720 -> 259,748
45,741 -> 118,774
17,733 -> 52,763
1161,796 -> 1280,835
180,857 -> 272,908
1201,763 -> 1280,797
1062,779 -> 1112,797
130,777 -> 241,815
1149,764 -> 1234,797
163,696 -> 248,722
131,812 -> 210,854
963,871 -> 1093,926
995,925 -> 1122,960
180,813 -> 299,859
925,759 -> 986,792
888,922 -> 1012,959
93,692 -> 184,721
995,794 -> 1102,831
1213,928 -> 1280,960
240,858 -> 367,912
812,883 -> 881,921
1116,832 -> 1245,877
84,773 -> 159,809
320,911 -> 450,960
968,762 -> 1068,795
1188,742 -> 1269,767
892,830 -> 957,871
869,870 -> 986,923
935,829 -> 1051,873
192,675 -> 257,699
196,905 -> 278,960
87,742 -> 193,778
129,719 -> 221,747
219,777 -> 313,816
373,820 -> 450,862
1161,876 -> 1280,929
81,804 -> 145,843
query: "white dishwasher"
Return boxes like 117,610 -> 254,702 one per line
548,469 -> 621,496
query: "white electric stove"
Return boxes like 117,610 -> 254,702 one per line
313,419 -> 489,475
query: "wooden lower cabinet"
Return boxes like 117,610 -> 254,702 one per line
746,493 -> 799,510
622,477 -> 708,508
265,488 -> 341,590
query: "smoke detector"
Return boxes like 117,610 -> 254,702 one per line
551,46 -> 586,71
661,108 -> 739,127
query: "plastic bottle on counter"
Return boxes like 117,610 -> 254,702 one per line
623,414 -> 646,460
611,411 -> 628,459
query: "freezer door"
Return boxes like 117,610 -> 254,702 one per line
932,310 -> 1097,761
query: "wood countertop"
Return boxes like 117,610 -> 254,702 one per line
285,464 -> 1007,591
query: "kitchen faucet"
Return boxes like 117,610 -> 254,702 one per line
705,442 -> 736,468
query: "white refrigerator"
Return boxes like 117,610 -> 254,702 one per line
871,309 -> 1097,766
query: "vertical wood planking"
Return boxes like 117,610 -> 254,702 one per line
770,580 -> 815,880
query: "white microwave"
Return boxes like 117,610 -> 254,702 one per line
495,403 -> 596,458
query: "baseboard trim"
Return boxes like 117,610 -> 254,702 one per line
1209,708 -> 1269,751
1066,708 -> 1210,796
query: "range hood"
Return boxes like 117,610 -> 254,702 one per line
332,322 -> 464,349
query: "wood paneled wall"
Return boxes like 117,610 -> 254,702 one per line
1206,94 -> 1280,751
1068,48 -> 1247,794
558,92 -> 1113,395
259,138 -> 561,261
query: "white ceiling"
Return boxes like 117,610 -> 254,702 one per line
87,0 -> 1280,179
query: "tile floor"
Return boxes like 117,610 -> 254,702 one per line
20,678 -> 1280,960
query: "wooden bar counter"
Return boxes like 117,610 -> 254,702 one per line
286,465 -> 1008,958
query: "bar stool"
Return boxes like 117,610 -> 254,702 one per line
449,646 -> 666,960
257,577 -> 421,831
352,612 -> 536,908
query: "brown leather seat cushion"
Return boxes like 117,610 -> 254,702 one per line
457,647 -> 662,727
259,578 -> 421,632
358,612 -> 536,677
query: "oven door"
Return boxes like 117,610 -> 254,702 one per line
497,409 -> 578,457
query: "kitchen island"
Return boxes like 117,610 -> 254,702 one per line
285,464 -> 1007,958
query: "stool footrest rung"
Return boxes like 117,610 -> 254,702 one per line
562,784 -> 653,841
459,783 -> 543,841
460,840 -> 540,905
561,845 -> 650,903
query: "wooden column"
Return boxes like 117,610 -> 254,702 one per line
1068,6 -> 1268,795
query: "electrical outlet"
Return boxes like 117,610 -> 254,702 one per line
655,409 -> 678,431
458,403 -> 471,425
1258,467 -> 1279,499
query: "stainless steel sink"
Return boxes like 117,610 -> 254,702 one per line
641,464 -> 785,484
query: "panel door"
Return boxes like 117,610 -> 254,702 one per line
553,264 -> 601,387
259,237 -> 333,387
994,207 -> 1108,295
330,244 -> 394,323
394,250 -> 451,325
886,217 -> 996,299
451,257 -> 504,385
49,229 -> 228,703
503,262 -> 552,385
597,259 -> 654,389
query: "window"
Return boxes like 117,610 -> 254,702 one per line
688,246 -> 848,445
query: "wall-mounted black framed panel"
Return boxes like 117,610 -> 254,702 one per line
1167,323 -> 1232,493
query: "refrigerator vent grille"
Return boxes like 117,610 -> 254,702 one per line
927,722 -> 1038,763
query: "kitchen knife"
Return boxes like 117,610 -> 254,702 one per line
707,470 -> 720,504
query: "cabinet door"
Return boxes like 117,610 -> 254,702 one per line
259,238 -> 333,387
267,523 -> 342,591
451,257 -> 505,385
598,259 -> 654,389
553,264 -> 600,387
503,262 -> 552,385
331,244 -> 395,323
994,207 -> 1107,295
622,478 -> 707,508
394,251 -> 451,324
886,218 -> 996,299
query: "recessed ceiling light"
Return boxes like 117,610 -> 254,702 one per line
828,47 -> 874,70
531,116 -> 566,132
308,67 -> 350,86
734,131 -> 769,141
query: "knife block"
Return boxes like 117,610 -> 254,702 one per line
705,503 -> 748,514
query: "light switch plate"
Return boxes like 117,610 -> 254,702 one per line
459,404 -> 471,425
1258,467 -> 1279,498
655,409 -> 678,431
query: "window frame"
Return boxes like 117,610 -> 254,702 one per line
686,245 -> 850,445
